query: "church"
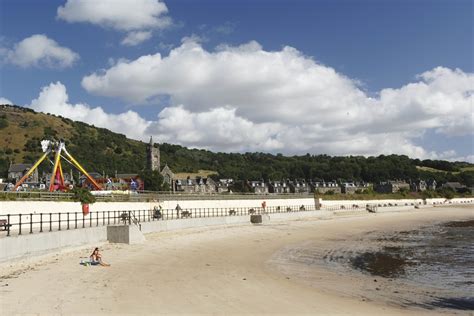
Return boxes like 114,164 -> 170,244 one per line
147,136 -> 175,190
147,137 -> 218,194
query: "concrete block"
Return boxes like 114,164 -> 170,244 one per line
107,225 -> 145,244
250,214 -> 270,224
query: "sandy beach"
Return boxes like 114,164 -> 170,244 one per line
1,206 -> 473,315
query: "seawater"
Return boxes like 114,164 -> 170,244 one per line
349,220 -> 474,310
272,219 -> 474,311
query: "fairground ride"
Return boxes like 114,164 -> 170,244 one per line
13,140 -> 102,192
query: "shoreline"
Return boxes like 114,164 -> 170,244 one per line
268,206 -> 474,312
1,206 -> 473,314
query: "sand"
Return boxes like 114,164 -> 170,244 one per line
0,206 -> 473,315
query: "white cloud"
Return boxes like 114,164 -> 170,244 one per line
147,106 -> 284,152
16,38 -> 465,160
0,97 -> 13,105
57,0 -> 172,45
3,34 -> 79,68
121,31 -> 152,46
29,82 -> 150,140
81,40 -> 473,158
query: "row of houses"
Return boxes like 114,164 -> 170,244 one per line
173,179 -> 472,195
4,163 -> 471,195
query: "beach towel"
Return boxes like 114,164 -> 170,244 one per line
80,259 -> 99,266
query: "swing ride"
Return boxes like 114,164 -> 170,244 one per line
12,140 -> 101,192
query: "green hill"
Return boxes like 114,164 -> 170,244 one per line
1,104 -> 473,188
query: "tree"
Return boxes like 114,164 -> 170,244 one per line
139,170 -> 166,191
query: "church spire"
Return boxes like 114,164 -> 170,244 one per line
146,135 -> 160,171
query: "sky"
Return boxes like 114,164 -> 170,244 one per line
0,0 -> 472,162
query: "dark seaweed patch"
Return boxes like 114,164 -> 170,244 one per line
350,251 -> 412,278
429,297 -> 474,310
443,220 -> 474,228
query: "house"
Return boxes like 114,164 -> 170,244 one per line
247,180 -> 268,194
374,180 -> 410,193
8,163 -> 38,183
174,177 -> 216,194
426,179 -> 437,191
410,180 -> 428,192
442,182 -> 468,193
268,181 -> 291,194
341,182 -> 370,194
216,179 -> 233,193
310,181 -> 341,194
288,180 -> 311,194
174,178 -> 193,193
160,164 -> 175,189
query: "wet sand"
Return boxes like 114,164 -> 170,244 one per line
0,206 -> 472,315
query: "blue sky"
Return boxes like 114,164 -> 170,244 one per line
0,0 -> 473,161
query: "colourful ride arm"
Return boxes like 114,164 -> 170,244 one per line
49,147 -> 62,192
13,151 -> 49,191
63,149 -> 102,190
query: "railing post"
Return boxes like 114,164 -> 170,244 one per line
128,211 -> 131,225
40,213 -> 43,232
49,213 -> 52,232
7,214 -> 10,237
58,213 -> 61,231
30,213 -> 33,234
82,212 -> 85,228
19,214 -> 22,235
96,211 -> 99,227
67,212 -> 70,230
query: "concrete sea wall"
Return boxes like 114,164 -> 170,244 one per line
1,197 -> 472,263
0,226 -> 107,263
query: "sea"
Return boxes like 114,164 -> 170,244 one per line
271,219 -> 474,311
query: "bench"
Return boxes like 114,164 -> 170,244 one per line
0,219 -> 12,231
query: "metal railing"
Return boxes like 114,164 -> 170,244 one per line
0,204 -> 322,237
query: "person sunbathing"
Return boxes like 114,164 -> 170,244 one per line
90,247 -> 110,266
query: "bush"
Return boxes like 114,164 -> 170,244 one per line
0,118 -> 8,129
72,187 -> 96,205
437,188 -> 455,200
421,190 -> 438,199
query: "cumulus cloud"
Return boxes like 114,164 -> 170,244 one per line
29,82 -> 150,140
0,97 -> 13,105
3,34 -> 79,68
57,0 -> 172,46
147,106 -> 284,152
80,39 -> 473,159
121,31 -> 152,46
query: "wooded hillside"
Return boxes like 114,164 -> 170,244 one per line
1,104 -> 472,187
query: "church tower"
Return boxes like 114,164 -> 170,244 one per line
146,136 -> 160,171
